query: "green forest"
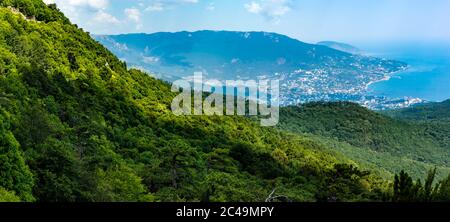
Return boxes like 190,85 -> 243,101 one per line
0,0 -> 449,202
279,102 -> 450,179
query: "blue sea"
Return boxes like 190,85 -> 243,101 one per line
360,42 -> 450,102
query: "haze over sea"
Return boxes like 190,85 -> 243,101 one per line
360,42 -> 450,102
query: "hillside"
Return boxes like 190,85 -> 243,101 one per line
279,102 -> 450,179
384,100 -> 450,151
385,100 -> 450,121
94,32 -> 406,107
94,31 -> 401,80
0,0 -> 388,202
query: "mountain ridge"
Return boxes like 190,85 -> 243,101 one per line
95,30 -> 407,108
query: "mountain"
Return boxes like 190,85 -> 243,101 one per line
0,0 -> 388,202
383,100 -> 450,150
94,31 -> 364,81
317,41 -> 362,54
279,102 -> 450,179
94,32 -> 407,108
384,100 -> 450,121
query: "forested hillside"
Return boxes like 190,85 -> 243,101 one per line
385,100 -> 450,121
384,100 -> 450,159
0,0 -> 392,202
279,102 -> 450,179
2,0 -> 450,203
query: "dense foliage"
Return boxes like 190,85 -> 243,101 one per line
385,101 -> 450,149
1,0 -> 449,203
0,0 -> 389,202
390,168 -> 450,202
0,0 -> 68,23
279,102 -> 450,179
385,100 -> 450,121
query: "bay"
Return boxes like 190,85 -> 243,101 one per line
361,42 -> 450,102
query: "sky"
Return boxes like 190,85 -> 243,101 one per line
43,0 -> 450,44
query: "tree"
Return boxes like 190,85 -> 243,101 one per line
0,109 -> 34,201
159,139 -> 201,190
393,170 -> 416,202
30,138 -> 81,202
92,165 -> 153,202
422,168 -> 437,201
0,187 -> 20,202
435,174 -> 450,201
15,103 -> 54,148
316,164 -> 371,202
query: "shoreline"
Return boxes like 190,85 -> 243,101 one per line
365,75 -> 392,91
365,65 -> 410,91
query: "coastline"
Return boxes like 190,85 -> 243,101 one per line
365,75 -> 392,91
365,65 -> 410,91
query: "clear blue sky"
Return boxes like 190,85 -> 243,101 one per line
44,0 -> 450,44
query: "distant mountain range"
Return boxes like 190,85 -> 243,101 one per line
94,31 -> 409,108
317,41 -> 362,55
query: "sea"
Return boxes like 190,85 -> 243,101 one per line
360,41 -> 450,102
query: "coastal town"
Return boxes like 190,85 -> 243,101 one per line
273,56 -> 424,110
95,32 -> 426,110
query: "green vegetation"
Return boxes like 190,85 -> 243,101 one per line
1,0 -> 449,203
385,100 -> 450,121
384,101 -> 450,149
0,0 -> 388,202
0,187 -> 20,202
279,102 -> 450,179
389,168 -> 450,202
